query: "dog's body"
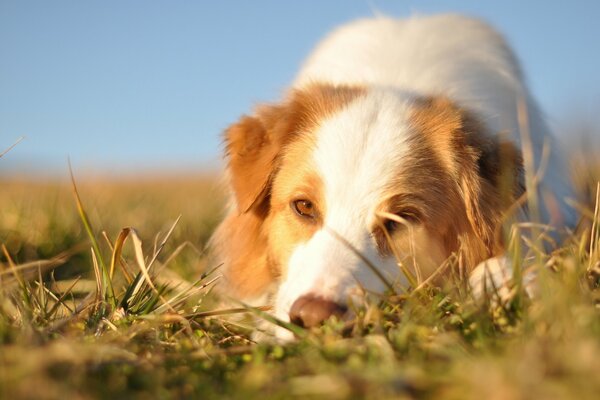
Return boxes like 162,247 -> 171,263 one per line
211,14 -> 576,339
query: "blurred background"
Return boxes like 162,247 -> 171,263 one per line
1,0 -> 599,176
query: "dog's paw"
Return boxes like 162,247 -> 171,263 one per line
469,256 -> 536,301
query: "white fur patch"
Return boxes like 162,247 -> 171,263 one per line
273,89 -> 417,328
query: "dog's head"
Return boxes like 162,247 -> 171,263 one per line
214,83 -> 523,338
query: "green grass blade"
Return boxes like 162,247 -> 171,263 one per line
68,162 -> 116,308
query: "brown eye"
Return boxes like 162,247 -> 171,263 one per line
384,219 -> 399,233
292,199 -> 316,219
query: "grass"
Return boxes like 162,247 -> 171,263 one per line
1,166 -> 599,399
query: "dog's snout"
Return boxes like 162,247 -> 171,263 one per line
288,295 -> 347,328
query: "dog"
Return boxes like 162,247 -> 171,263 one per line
210,14 -> 577,340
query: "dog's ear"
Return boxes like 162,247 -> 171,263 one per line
224,103 -> 299,213
459,113 -> 525,255
412,97 -> 525,261
218,103 -> 300,298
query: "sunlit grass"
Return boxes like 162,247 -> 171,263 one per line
0,164 -> 599,399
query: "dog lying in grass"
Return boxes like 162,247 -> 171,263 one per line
211,14 -> 577,340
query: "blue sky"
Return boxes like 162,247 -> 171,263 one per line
1,1 -> 599,174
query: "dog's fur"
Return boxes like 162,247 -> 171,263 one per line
211,14 -> 576,339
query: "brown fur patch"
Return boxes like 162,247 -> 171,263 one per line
216,83 -> 364,299
267,145 -> 325,279
407,96 -> 525,270
210,209 -> 274,298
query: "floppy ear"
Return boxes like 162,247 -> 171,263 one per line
217,98 -> 304,299
412,97 -> 525,261
225,104 -> 292,213
457,107 -> 525,256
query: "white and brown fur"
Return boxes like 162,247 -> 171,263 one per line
211,14 -> 576,340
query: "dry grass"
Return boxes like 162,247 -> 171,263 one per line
0,173 -> 224,278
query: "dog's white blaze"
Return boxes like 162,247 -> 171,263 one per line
274,89 -> 415,323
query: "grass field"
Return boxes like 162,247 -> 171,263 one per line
1,163 -> 599,399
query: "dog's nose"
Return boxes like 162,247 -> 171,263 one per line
288,295 -> 347,328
